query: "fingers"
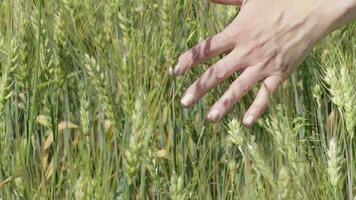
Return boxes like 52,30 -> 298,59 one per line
206,67 -> 260,122
181,49 -> 247,108
209,0 -> 243,5
243,76 -> 283,126
173,32 -> 234,76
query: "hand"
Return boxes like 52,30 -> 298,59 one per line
172,0 -> 354,126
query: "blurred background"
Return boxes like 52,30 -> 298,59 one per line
0,0 -> 355,199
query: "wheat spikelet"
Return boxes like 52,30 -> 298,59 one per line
117,0 -> 131,46
327,137 -> 342,188
0,0 -> 354,198
1,38 -> 19,115
83,54 -> 120,132
246,136 -> 275,188
0,32 -> 6,149
277,167 -> 291,200
0,35 -> 20,170
31,8 -> 46,43
124,93 -> 151,185
160,0 -> 174,65
52,10 -> 68,88
115,2 -> 132,118
312,84 -> 322,108
11,8 -> 32,91
325,64 -> 356,137
227,119 -> 244,146
261,105 -> 303,198
227,159 -> 238,183
62,0 -> 77,17
344,95 -> 356,136
54,10 -> 66,50
325,66 -> 344,107
170,173 -> 185,200
264,105 -> 300,169
222,119 -> 244,185
142,147 -> 160,184
263,115 -> 297,178
103,4 -> 115,44
79,82 -> 90,136
0,32 -> 4,55
252,173 -> 266,199
74,174 -> 97,199
31,7 -> 55,85
341,65 -> 356,136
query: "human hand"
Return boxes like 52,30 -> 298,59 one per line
172,0 -> 354,126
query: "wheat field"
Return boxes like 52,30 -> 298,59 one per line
0,0 -> 355,199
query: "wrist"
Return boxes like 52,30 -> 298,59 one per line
320,1 -> 356,35
340,0 -> 356,24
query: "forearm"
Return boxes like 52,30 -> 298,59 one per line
325,0 -> 356,34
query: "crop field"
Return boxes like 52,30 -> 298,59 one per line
0,0 -> 355,199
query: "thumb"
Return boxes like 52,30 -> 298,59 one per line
209,0 -> 242,5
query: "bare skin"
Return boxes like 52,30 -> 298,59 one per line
172,0 -> 356,126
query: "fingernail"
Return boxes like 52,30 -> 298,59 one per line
181,94 -> 195,107
174,64 -> 182,75
243,115 -> 255,126
207,109 -> 221,122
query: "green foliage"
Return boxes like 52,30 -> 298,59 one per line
0,0 -> 355,199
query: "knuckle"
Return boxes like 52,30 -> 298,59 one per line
192,40 -> 209,60
252,103 -> 267,113
219,34 -> 229,47
216,71 -> 226,81
222,95 -> 233,107
226,88 -> 240,104
178,52 -> 193,67
201,43 -> 211,58
235,80 -> 250,94
214,68 -> 228,82
220,30 -> 234,45
189,81 -> 203,96
219,90 -> 236,108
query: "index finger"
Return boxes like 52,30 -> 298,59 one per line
174,32 -> 234,76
